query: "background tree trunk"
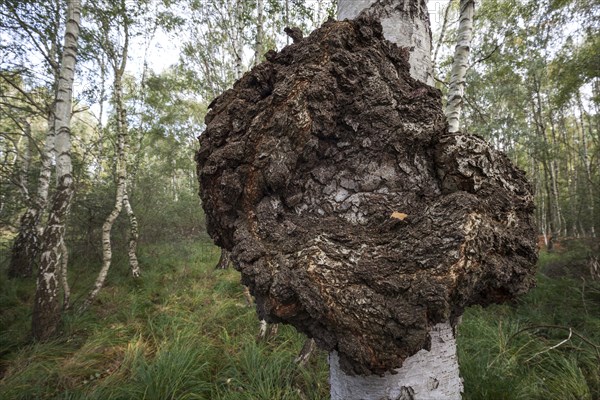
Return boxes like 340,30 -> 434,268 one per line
9,116 -> 56,278
446,0 -> 474,133
32,0 -> 81,340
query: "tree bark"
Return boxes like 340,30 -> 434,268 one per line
215,248 -> 231,269
82,1 -> 140,310
332,1 -> 462,397
446,0 -> 474,133
330,324 -> 462,400
32,0 -> 80,341
254,0 -> 264,66
123,192 -> 141,277
338,0 -> 434,86
8,3 -> 61,279
82,48 -> 128,311
59,237 -> 70,309
9,115 -> 56,278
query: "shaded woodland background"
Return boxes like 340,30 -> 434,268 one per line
1,0 -> 599,399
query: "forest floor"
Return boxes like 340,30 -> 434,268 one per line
0,238 -> 599,399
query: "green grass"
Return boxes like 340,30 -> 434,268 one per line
1,240 -> 598,399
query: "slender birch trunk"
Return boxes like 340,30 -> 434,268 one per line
215,248 -> 231,269
59,238 -> 70,309
123,192 -> 140,277
82,2 -> 140,310
8,10 -> 61,280
446,0 -> 474,133
9,115 -> 56,278
32,0 -> 81,340
254,0 -> 264,67
335,1 -> 462,398
530,78 -> 561,242
232,0 -> 245,80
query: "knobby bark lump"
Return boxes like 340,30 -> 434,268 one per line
196,17 -> 538,376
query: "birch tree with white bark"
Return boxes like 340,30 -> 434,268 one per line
32,0 -> 81,340
334,0 -> 462,398
2,0 -> 63,279
81,0 -> 141,312
445,0 -> 475,133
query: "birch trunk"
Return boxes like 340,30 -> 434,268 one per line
8,12 -> 62,279
446,0 -> 474,133
529,76 -> 561,244
32,0 -> 81,340
333,1 -> 463,398
233,0 -> 245,80
60,238 -> 70,309
9,115 -> 56,278
330,324 -> 462,400
338,0 -> 434,86
215,248 -> 231,269
82,13 -> 136,308
254,0 -> 264,66
123,192 -> 140,277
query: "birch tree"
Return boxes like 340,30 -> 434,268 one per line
2,0 -> 63,278
32,0 -> 81,340
446,0 -> 475,133
334,0 -> 462,398
81,0 -> 140,311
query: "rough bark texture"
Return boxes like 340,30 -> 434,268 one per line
196,17 -> 538,375
338,0 -> 433,85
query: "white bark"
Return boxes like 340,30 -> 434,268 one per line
32,0 -> 81,340
82,69 -> 127,311
82,2 -> 140,311
123,191 -> 140,277
9,113 -> 56,278
446,0 -> 474,133
331,1 -> 463,397
233,0 -> 245,80
254,0 -> 264,66
338,0 -> 434,86
60,237 -> 70,309
330,324 -> 462,400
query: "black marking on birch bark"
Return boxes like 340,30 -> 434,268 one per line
196,17 -> 537,375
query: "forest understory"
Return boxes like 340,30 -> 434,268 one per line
0,238 -> 599,400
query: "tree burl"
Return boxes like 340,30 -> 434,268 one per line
196,17 -> 537,375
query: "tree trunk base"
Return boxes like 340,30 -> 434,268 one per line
329,323 -> 463,400
215,248 -> 231,269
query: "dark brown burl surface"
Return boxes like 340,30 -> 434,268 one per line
196,17 -> 538,375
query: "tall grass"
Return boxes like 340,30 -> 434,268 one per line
1,240 -> 598,399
